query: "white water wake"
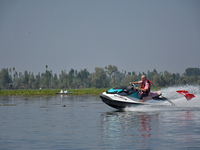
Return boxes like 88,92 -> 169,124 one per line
124,85 -> 200,112
161,85 -> 200,99
161,85 -> 200,107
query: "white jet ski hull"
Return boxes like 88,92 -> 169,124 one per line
100,92 -> 171,109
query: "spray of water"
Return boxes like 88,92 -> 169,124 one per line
124,85 -> 200,112
161,85 -> 200,99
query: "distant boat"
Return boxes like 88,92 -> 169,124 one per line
55,92 -> 73,94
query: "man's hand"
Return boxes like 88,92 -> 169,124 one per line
141,89 -> 147,92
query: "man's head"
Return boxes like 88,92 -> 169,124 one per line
141,75 -> 146,82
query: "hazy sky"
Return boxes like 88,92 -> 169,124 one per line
0,0 -> 200,75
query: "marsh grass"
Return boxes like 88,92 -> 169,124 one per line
0,88 -> 110,96
0,87 -> 161,96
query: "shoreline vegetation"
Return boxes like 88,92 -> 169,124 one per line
0,87 -> 161,96
0,66 -> 200,91
0,88 -> 109,96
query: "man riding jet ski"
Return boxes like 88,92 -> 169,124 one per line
130,75 -> 156,102
100,75 -> 195,109
99,75 -> 172,109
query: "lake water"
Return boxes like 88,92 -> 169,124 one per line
1,86 -> 200,150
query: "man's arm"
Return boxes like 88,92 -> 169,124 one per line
130,81 -> 139,84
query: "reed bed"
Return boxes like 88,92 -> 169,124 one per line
0,88 -> 110,96
0,87 -> 161,96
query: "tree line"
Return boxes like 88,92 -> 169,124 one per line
0,65 -> 200,89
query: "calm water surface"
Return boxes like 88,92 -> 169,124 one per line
0,95 -> 200,150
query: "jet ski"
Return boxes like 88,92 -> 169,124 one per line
100,84 -> 173,109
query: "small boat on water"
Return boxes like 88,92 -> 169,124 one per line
55,92 -> 73,94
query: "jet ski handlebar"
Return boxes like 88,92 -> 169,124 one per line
131,84 -> 136,87
124,84 -> 138,93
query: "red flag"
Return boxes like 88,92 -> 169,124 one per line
176,90 -> 195,101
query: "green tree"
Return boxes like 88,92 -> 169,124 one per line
153,73 -> 164,87
59,70 -> 69,89
35,72 -> 41,89
68,68 -> 74,87
14,72 -> 23,89
105,65 -> 118,79
163,70 -> 173,86
23,70 -> 29,86
0,68 -> 12,88
51,74 -> 59,88
28,72 -> 36,88
132,71 -> 136,76
123,75 -> 138,85
77,69 -> 90,88
92,67 -> 108,88
184,68 -> 200,77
